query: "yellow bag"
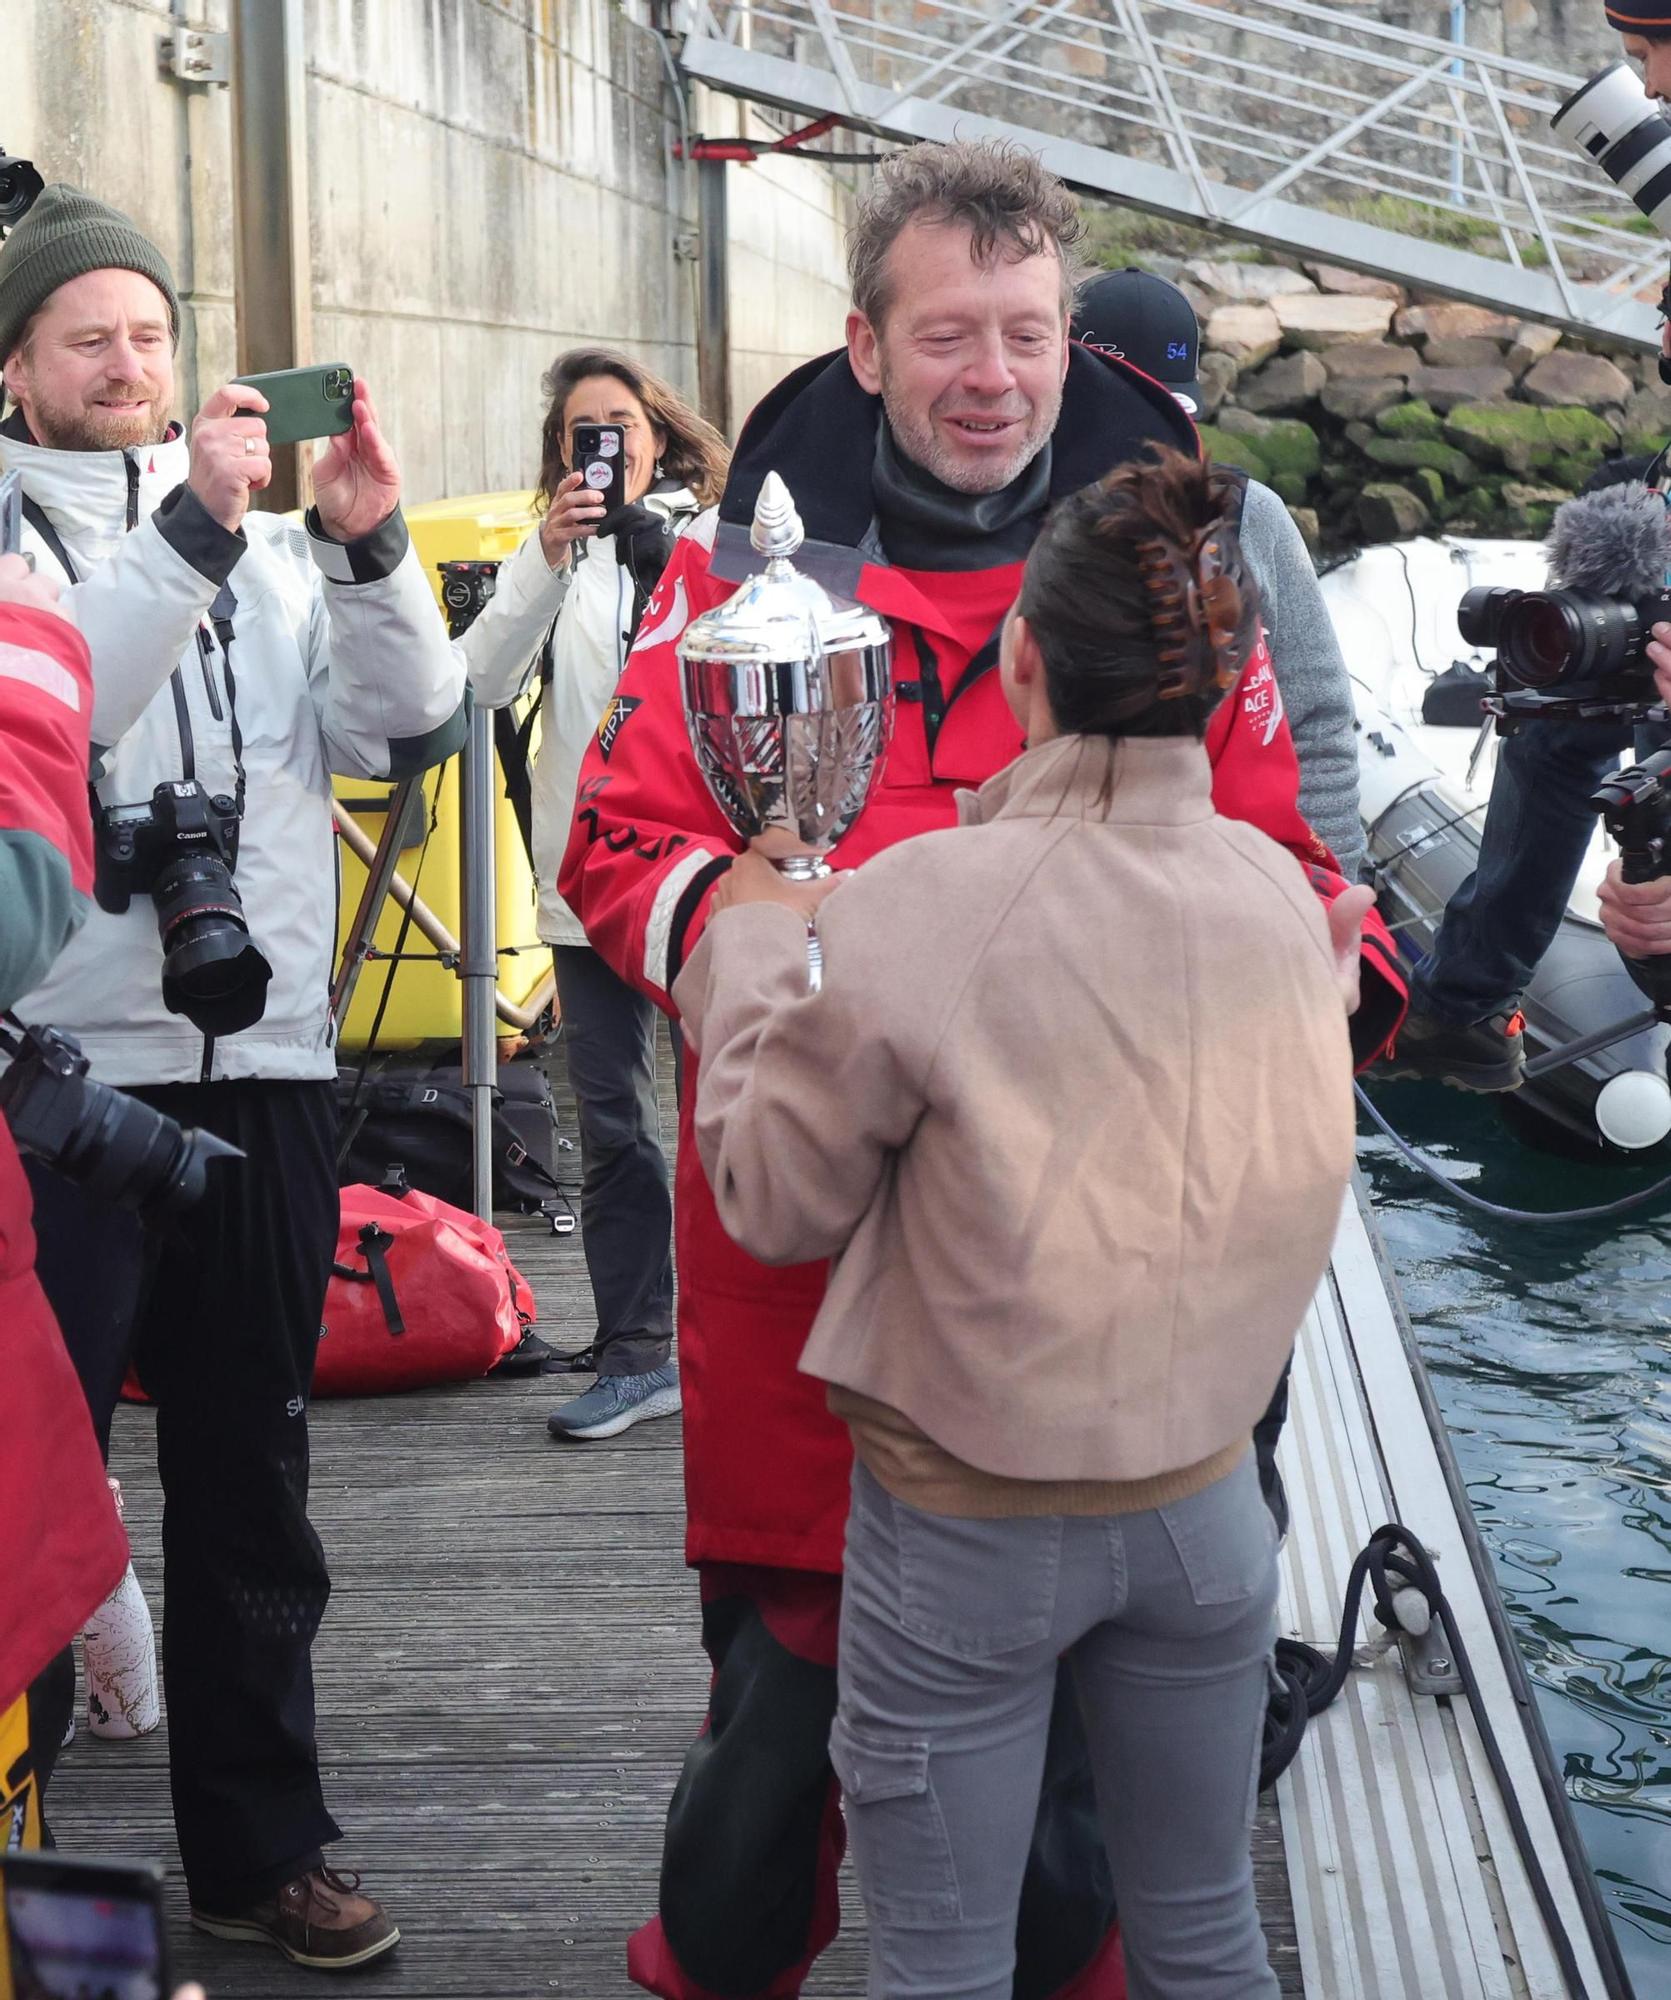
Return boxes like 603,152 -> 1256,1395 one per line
0,1691 -> 42,1853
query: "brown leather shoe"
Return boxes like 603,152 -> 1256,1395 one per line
191,1867 -> 399,1970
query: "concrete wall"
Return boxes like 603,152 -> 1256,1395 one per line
5,0 -> 854,502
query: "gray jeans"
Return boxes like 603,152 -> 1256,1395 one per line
834,1452 -> 1280,2000
552,944 -> 674,1375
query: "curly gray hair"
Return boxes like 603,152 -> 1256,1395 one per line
847,139 -> 1090,328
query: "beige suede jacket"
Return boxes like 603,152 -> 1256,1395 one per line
671,731 -> 1356,1487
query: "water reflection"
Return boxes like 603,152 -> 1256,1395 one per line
1358,1079 -> 1671,1977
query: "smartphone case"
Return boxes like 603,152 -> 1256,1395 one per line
573,422 -> 626,518
235,364 -> 356,447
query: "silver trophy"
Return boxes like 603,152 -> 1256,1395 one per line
680,471 -> 893,989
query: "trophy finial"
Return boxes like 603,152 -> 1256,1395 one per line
750,470 -> 804,562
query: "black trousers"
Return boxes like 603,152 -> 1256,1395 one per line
28,1079 -> 342,1908
553,944 -> 675,1376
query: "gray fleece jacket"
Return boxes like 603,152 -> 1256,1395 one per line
1238,478 -> 1363,881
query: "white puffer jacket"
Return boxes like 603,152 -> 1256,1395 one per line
2,423 -> 470,1084
462,484 -> 699,947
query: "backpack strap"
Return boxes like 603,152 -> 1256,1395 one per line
1219,463 -> 1251,529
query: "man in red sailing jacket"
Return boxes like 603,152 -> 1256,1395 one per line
563,141 -> 1405,2000
0,555 -> 129,1839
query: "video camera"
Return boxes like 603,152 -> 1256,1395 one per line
1455,483 -> 1671,729
1457,581 -> 1667,715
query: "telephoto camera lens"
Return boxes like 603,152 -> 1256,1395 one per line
1496,589 -> 1643,689
153,849 -> 273,1037
0,1024 -> 241,1223
1553,63 -> 1671,237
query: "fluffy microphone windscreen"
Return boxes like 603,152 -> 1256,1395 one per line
1545,483 -> 1671,600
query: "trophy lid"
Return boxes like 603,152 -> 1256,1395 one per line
677,471 -> 888,670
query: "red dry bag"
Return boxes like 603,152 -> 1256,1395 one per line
316,1183 -> 535,1396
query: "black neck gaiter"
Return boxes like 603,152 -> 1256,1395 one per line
870,420 -> 1052,572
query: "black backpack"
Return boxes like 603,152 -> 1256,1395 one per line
336,1063 -> 576,1233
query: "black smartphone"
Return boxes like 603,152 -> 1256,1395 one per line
0,1851 -> 168,2000
572,422 -> 626,519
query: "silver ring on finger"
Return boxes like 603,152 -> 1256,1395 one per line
244,436 -> 260,456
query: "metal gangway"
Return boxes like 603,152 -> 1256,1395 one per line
669,0 -> 1665,348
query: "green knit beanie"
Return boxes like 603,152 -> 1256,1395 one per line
0,185 -> 180,363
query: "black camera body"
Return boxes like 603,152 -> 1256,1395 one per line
94,778 -> 242,912
92,780 -> 271,1037
0,1022 -> 241,1220
1457,583 -> 1670,720
438,560 -> 499,640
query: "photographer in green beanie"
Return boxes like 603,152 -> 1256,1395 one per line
0,185 -> 476,1971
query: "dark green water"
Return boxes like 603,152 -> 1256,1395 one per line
1357,1081 -> 1671,1991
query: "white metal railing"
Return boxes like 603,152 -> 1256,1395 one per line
674,0 -> 1666,345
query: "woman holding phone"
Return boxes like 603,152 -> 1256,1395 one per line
672,448 -> 1366,1998
462,349 -> 728,1441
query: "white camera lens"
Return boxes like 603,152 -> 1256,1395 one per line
1554,62 -> 1671,235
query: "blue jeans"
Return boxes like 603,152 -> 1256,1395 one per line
835,1454 -> 1279,2000
1412,719 -> 1637,1024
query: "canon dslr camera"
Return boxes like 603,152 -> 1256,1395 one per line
94,780 -> 272,1037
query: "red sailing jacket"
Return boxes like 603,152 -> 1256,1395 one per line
0,602 -> 129,1706
562,350 -> 1406,1576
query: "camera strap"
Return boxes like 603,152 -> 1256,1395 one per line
20,492 -> 241,809
207,583 -> 247,820
18,494 -> 74,582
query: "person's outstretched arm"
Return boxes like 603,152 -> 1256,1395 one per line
1239,478 -> 1365,882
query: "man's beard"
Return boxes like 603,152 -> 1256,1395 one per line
877,363 -> 1059,496
26,379 -> 172,452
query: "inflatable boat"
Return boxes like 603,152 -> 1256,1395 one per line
1322,536 -> 1671,1154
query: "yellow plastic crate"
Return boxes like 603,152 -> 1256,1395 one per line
333,490 -> 550,1051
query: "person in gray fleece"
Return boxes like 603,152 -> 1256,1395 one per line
1074,267 -> 1363,881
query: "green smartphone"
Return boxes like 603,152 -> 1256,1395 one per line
233,363 -> 356,446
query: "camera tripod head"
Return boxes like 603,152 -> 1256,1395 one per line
0,144 -> 42,234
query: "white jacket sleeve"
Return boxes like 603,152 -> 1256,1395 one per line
301,506 -> 469,780
458,527 -> 571,710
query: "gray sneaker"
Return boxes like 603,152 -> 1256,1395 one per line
547,1362 -> 682,1441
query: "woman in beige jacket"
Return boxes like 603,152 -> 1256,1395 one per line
671,450 -> 1368,2000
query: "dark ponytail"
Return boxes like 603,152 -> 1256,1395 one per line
1017,447 -> 1260,741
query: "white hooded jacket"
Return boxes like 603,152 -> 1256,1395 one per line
2,421 -> 470,1085
462,483 -> 699,948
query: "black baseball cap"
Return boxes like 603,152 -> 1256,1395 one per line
1072,267 -> 1202,418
